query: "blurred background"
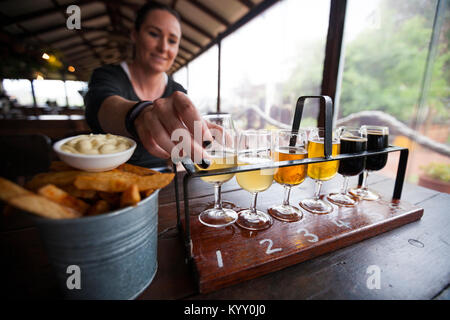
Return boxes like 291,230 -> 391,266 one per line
0,0 -> 448,192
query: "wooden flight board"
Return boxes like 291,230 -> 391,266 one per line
180,183 -> 424,294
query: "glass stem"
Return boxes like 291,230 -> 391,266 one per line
361,170 -> 369,191
213,184 -> 222,210
282,185 -> 291,206
250,192 -> 258,214
313,180 -> 323,200
341,176 -> 349,195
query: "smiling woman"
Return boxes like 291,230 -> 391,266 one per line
84,1 -> 212,169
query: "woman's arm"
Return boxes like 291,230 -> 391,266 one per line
98,95 -> 135,137
97,91 -> 212,162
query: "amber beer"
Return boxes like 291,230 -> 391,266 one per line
307,140 -> 340,181
195,151 -> 237,184
236,156 -> 274,193
273,146 -> 308,185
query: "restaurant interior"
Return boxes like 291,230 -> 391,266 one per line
0,0 -> 449,301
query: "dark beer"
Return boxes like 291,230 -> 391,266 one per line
338,136 -> 367,176
366,131 -> 389,171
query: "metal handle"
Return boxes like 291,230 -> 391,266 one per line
291,95 -> 333,158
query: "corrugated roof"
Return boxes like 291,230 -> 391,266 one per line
0,0 -> 278,81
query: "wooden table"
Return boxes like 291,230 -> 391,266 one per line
1,173 -> 449,300
0,115 -> 90,140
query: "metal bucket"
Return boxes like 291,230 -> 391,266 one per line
32,189 -> 159,300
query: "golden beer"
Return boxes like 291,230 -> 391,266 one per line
195,151 -> 237,184
236,157 -> 274,193
273,146 -> 308,186
307,140 -> 340,181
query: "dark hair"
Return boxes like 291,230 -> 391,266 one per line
134,1 -> 181,31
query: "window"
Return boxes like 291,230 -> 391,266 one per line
185,45 -> 218,114
65,80 -> 88,107
2,79 -> 34,106
337,0 -> 449,184
220,0 -> 331,130
172,66 -> 188,93
32,79 -> 67,107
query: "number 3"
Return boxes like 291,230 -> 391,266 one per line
297,228 -> 319,243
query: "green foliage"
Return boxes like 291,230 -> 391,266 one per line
338,0 -> 449,124
420,162 -> 450,182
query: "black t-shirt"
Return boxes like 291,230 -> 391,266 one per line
84,64 -> 187,168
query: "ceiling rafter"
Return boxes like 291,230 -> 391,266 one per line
237,0 -> 255,10
1,0 -> 96,28
20,11 -> 107,41
50,0 -> 105,66
0,0 -> 277,80
187,0 -> 230,27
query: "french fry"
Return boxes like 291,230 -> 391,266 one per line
117,163 -> 161,176
142,189 -> 155,198
74,171 -> 174,192
8,194 -> 81,219
60,184 -> 97,199
25,171 -> 82,191
0,177 -> 78,219
120,184 -> 141,208
86,200 -> 110,216
0,176 -> 33,201
98,191 -> 121,207
38,184 -> 90,215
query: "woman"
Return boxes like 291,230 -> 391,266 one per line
85,2 -> 211,169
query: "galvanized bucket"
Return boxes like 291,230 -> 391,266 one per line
32,189 -> 159,300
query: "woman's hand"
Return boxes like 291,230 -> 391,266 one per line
134,91 -> 213,164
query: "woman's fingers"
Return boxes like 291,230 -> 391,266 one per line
136,101 -> 208,164
170,92 -> 214,143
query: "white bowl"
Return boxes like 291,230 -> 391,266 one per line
53,135 -> 137,172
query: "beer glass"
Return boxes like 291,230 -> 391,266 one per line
327,127 -> 367,206
236,130 -> 274,231
196,114 -> 238,227
299,128 -> 340,214
268,129 -> 307,222
349,125 -> 389,201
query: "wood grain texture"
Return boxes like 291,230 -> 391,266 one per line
179,180 -> 424,293
2,172 -> 449,300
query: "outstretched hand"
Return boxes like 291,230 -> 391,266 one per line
134,91 -> 214,164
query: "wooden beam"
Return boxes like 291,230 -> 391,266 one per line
50,0 -> 105,66
178,45 -> 195,57
188,0 -> 230,26
319,0 -> 347,128
181,34 -> 203,49
1,0 -> 97,28
237,0 -> 255,10
180,16 -> 214,40
19,12 -> 108,40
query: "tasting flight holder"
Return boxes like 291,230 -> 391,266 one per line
173,95 -> 424,294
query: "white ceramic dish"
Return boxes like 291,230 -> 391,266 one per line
53,135 -> 137,172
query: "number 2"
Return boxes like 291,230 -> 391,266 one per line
259,239 -> 282,254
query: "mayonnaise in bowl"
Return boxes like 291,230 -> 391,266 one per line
61,134 -> 133,155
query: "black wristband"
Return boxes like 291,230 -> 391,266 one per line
125,101 -> 153,140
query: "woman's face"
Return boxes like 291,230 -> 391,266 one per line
133,9 -> 181,73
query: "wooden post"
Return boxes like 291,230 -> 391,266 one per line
319,0 -> 347,128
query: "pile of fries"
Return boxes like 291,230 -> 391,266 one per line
0,162 -> 174,219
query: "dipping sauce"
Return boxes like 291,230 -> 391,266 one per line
61,134 -> 132,155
